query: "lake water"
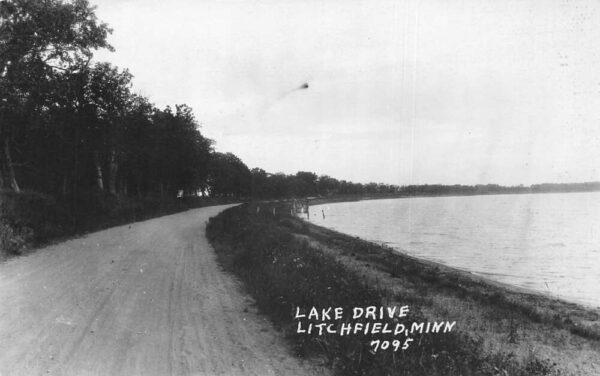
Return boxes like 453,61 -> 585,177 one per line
308,192 -> 600,308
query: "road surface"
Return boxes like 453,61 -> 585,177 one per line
0,205 -> 327,376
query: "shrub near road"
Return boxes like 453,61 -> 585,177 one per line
206,203 -> 562,376
0,189 -> 232,260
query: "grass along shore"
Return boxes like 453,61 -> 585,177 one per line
206,201 -> 600,376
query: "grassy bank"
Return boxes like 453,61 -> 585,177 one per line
0,190 -> 233,260
207,202 -> 600,376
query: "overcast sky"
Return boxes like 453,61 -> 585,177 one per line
92,0 -> 600,186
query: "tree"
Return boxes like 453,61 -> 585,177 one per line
294,171 -> 318,197
118,94 -> 155,196
149,105 -> 213,198
0,0 -> 112,191
317,175 -> 340,196
250,168 -> 268,199
84,63 -> 132,194
208,152 -> 251,198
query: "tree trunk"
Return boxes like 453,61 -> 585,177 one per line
0,160 -> 5,189
62,174 -> 68,197
4,138 -> 20,192
94,151 -> 104,191
108,150 -> 118,195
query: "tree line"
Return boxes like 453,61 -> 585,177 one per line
2,0 -> 600,207
1,0 -> 217,201
217,167 -> 600,200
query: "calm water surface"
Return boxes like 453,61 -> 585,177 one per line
309,192 -> 600,307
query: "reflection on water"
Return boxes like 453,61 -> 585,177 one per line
310,192 -> 600,307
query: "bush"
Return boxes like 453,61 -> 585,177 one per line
0,221 -> 32,256
0,189 -> 225,259
0,190 -> 66,252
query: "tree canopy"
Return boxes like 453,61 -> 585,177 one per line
0,0 -> 112,191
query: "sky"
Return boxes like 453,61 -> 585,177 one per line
91,0 -> 600,186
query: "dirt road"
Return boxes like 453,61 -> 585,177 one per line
0,205 -> 327,376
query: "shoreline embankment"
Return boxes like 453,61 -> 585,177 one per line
207,200 -> 600,376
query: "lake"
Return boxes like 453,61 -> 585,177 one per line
309,192 -> 600,308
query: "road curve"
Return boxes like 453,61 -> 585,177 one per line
0,205 -> 328,376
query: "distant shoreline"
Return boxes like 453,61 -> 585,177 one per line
307,187 -> 600,207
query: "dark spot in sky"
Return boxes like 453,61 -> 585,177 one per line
300,82 -> 309,89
